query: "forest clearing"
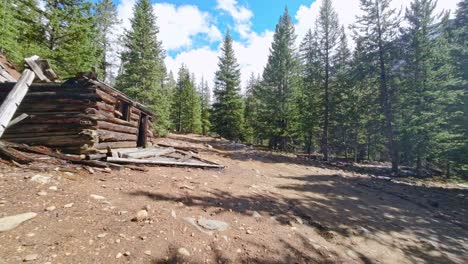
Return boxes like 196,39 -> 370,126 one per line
0,134 -> 467,263
0,0 -> 467,263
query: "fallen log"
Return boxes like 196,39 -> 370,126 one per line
0,142 -> 33,164
1,142 -> 111,168
156,143 -> 199,154
106,157 -> 224,169
121,147 -> 175,159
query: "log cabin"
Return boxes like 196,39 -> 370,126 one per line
0,75 -> 155,154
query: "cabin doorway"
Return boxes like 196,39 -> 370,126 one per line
137,113 -> 148,147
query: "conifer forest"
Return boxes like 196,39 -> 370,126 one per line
1,0 -> 467,178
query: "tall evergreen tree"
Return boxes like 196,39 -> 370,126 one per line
211,31 -> 244,141
258,7 -> 300,150
299,29 -> 322,154
172,65 -> 201,134
116,0 -> 170,136
43,0 -> 99,77
95,0 -> 120,83
316,0 -> 340,160
244,73 -> 262,144
199,77 -> 211,136
401,0 -> 460,175
0,0 -> 44,65
331,26 -> 353,157
353,0 -> 401,173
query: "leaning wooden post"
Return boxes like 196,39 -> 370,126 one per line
0,69 -> 35,137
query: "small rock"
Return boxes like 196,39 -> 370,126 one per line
252,211 -> 262,218
124,251 -> 131,256
177,247 -> 190,257
171,210 -> 176,219
37,191 -> 47,196
144,250 -> 151,256
23,254 -> 38,262
132,210 -> 148,222
90,194 -> 105,200
115,239 -> 121,243
97,233 -> 107,238
346,249 -> 359,259
45,206 -> 56,212
236,249 -> 242,253
116,252 -> 123,259
197,218 -> 229,231
294,216 -> 304,225
63,203 -> 74,208
30,175 -> 50,184
0,212 -> 37,232
246,230 -> 253,234
48,186 -> 58,191
0,200 -> 6,204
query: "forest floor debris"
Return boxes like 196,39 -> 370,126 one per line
0,134 -> 467,263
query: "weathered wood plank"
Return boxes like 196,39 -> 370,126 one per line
96,121 -> 138,134
0,69 -> 35,137
24,55 -> 50,82
94,141 -> 137,150
97,130 -> 138,142
121,147 -> 175,159
106,157 -> 224,168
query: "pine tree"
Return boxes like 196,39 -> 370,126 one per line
331,26 -> 353,158
95,0 -> 120,83
316,0 -> 340,160
116,0 -> 170,136
43,0 -> 100,77
199,77 -> 211,136
298,29 -> 322,154
401,0 -> 460,176
172,65 -> 201,134
258,7 -> 300,150
0,0 -> 44,65
244,73 -> 261,144
211,31 -> 245,141
353,0 -> 401,173
450,0 -> 468,171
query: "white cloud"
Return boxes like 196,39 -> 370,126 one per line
233,30 -> 274,88
155,3 -> 222,50
216,0 -> 254,39
294,0 -> 460,44
165,47 -> 220,85
116,0 -> 222,51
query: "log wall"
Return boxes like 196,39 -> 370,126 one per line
0,79 -> 155,154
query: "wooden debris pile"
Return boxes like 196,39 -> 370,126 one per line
105,146 -> 224,169
0,140 -> 224,172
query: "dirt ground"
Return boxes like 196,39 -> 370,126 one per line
1,134 -> 467,264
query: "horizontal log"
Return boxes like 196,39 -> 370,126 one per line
3,131 -> 83,138
4,123 -> 94,134
106,157 -> 224,169
97,130 -> 138,142
97,121 -> 138,134
17,103 -> 90,112
96,101 -> 116,112
95,88 -> 118,104
130,112 -> 140,121
94,141 -> 137,150
5,135 -> 94,147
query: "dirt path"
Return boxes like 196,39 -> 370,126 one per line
1,134 -> 467,263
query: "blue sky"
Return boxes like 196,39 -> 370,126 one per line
109,0 -> 460,87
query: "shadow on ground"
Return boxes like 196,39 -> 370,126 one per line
131,172 -> 468,264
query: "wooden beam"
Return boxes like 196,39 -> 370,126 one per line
121,147 -> 175,159
106,157 -> 224,169
6,113 -> 28,128
0,69 -> 35,137
24,55 -> 50,82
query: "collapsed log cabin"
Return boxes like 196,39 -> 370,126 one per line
0,75 -> 155,154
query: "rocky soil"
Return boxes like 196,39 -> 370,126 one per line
0,134 -> 467,264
